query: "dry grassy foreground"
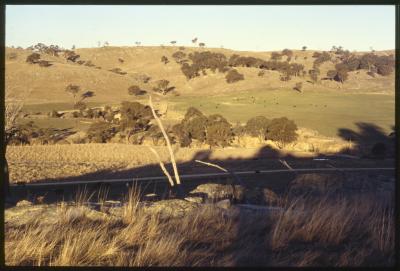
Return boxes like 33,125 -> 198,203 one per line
5,187 -> 394,267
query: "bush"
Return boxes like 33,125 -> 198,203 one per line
377,65 -> 393,76
152,80 -> 174,95
38,60 -> 52,67
172,123 -> 191,147
26,53 -> 41,64
128,85 -> 147,96
225,69 -> 244,83
172,51 -> 186,63
266,117 -> 298,148
271,52 -> 282,60
206,114 -> 232,147
181,107 -> 208,142
119,101 -> 153,132
245,116 -> 270,141
87,121 -> 118,143
334,63 -> 349,83
258,70 -> 265,77
161,56 -> 169,64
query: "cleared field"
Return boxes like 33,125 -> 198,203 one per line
168,89 -> 395,137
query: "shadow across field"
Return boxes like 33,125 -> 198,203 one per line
6,123 -> 396,267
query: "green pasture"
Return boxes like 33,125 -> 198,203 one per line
168,88 -> 395,137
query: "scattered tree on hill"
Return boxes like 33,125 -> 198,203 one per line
334,63 -> 349,83
199,42 -> 205,48
161,56 -> 169,64
135,41 -> 141,46
65,84 -> 81,105
245,116 -> 270,142
72,45 -> 76,50
152,80 -> 174,95
225,69 -> 244,83
271,52 -> 282,61
128,85 -> 147,96
302,46 -> 307,51
282,49 -> 294,61
170,41 -> 177,46
308,68 -> 320,83
172,51 -> 187,63
266,117 -> 298,149
192,37 -> 198,44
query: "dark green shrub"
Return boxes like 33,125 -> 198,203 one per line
128,85 -> 147,96
26,53 -> 41,64
119,101 -> 153,132
225,69 -> 244,83
172,123 -> 191,147
206,114 -> 232,147
182,107 -> 208,142
266,117 -> 298,148
87,121 -> 118,143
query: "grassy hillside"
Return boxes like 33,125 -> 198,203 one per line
5,46 -> 395,137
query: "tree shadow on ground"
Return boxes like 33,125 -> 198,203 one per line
337,122 -> 395,158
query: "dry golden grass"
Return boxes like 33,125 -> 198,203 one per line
5,185 -> 394,267
269,191 -> 394,266
6,135 -> 355,183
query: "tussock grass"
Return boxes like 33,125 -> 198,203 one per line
5,186 -> 394,267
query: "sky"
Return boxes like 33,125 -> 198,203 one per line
5,5 -> 396,52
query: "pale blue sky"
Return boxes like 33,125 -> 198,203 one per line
5,5 -> 396,52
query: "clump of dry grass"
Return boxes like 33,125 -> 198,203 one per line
5,186 -> 239,266
5,186 -> 394,267
269,191 -> 395,266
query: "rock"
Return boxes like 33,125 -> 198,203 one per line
16,200 -> 33,207
144,199 -> 197,219
189,183 -> 245,202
